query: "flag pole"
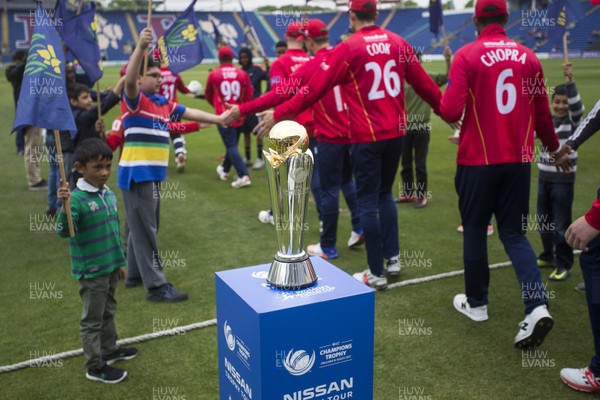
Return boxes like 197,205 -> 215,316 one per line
562,33 -> 569,74
143,0 -> 152,76
54,129 -> 75,237
441,24 -> 448,46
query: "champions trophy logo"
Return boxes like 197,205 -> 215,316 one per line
263,121 -> 317,290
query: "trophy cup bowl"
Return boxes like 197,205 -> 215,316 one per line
263,121 -> 317,290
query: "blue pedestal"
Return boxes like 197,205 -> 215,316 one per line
216,257 -> 375,400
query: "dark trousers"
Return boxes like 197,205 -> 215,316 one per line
456,163 -> 547,314
79,269 -> 120,369
15,128 -> 25,154
318,141 -> 360,249
400,129 -> 430,198
219,126 -> 249,178
309,137 -> 323,221
537,178 -> 574,270
582,235 -> 600,376
350,137 -> 402,275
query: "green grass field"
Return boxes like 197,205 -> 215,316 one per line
0,58 -> 599,399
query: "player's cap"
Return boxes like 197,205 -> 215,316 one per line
475,0 -> 508,18
300,19 -> 328,39
286,21 -> 305,41
348,0 -> 377,13
218,46 -> 234,60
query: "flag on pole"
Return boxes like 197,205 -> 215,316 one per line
429,0 -> 444,38
54,0 -> 93,34
12,2 -> 76,134
547,0 -> 566,47
210,17 -> 223,47
61,3 -> 103,84
157,0 -> 203,74
238,0 -> 266,57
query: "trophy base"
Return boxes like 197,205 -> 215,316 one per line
267,252 -> 317,290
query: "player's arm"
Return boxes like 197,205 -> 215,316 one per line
124,28 -> 152,102
566,196 -> 600,251
566,98 -> 600,151
439,51 -> 468,123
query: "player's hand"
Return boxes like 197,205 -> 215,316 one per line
254,111 -> 275,139
223,104 -> 242,126
447,135 -> 459,145
216,112 -> 230,128
57,179 -> 70,203
185,92 -> 196,98
138,28 -> 153,51
448,119 -> 462,131
565,216 -> 600,252
563,62 -> 573,83
198,122 -> 211,129
118,267 -> 127,282
552,144 -> 573,172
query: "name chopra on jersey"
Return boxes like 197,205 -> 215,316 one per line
480,47 -> 527,67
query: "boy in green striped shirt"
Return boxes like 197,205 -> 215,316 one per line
57,138 -> 137,384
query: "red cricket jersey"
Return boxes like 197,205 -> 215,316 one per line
159,67 -> 190,102
274,25 -> 441,144
439,24 -> 559,166
205,63 -> 253,128
239,48 -> 314,135
586,197 -> 600,231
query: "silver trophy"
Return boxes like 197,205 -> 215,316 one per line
263,121 -> 317,290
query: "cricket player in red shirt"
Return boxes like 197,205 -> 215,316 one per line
260,0 -> 442,289
438,0 -> 570,348
205,46 -> 254,188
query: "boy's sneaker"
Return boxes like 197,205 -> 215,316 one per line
457,225 -> 464,233
386,257 -> 400,276
537,258 -> 554,268
347,230 -> 364,248
307,243 -> 338,259
258,210 -> 274,225
252,158 -> 265,170
352,269 -> 388,290
395,194 -> 416,203
86,364 -> 127,384
549,266 -> 570,281
104,347 -> 138,365
487,224 -> 494,236
231,175 -> 251,188
514,305 -> 553,348
453,294 -> 488,321
216,165 -> 229,181
176,153 -> 186,173
147,283 -> 188,303
29,179 -> 48,191
560,367 -> 600,392
575,282 -> 586,292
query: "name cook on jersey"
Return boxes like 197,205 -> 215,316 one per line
480,41 -> 527,67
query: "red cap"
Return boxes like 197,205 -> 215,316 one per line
218,46 -> 234,60
475,0 -> 508,18
286,21 -> 304,41
348,0 -> 377,13
301,19 -> 328,39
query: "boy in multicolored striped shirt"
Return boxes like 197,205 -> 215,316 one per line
536,63 -> 585,281
57,138 -> 137,384
120,28 -> 223,302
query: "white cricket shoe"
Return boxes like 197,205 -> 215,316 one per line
216,165 -> 229,181
453,294 -> 488,322
514,305 -> 553,348
347,231 -> 364,248
231,175 -> 251,189
560,367 -> 600,392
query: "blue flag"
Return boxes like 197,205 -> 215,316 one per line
54,0 -> 93,35
210,17 -> 223,47
429,0 -> 444,38
12,3 -> 76,134
157,0 -> 203,74
547,0 -> 567,47
61,3 -> 103,84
